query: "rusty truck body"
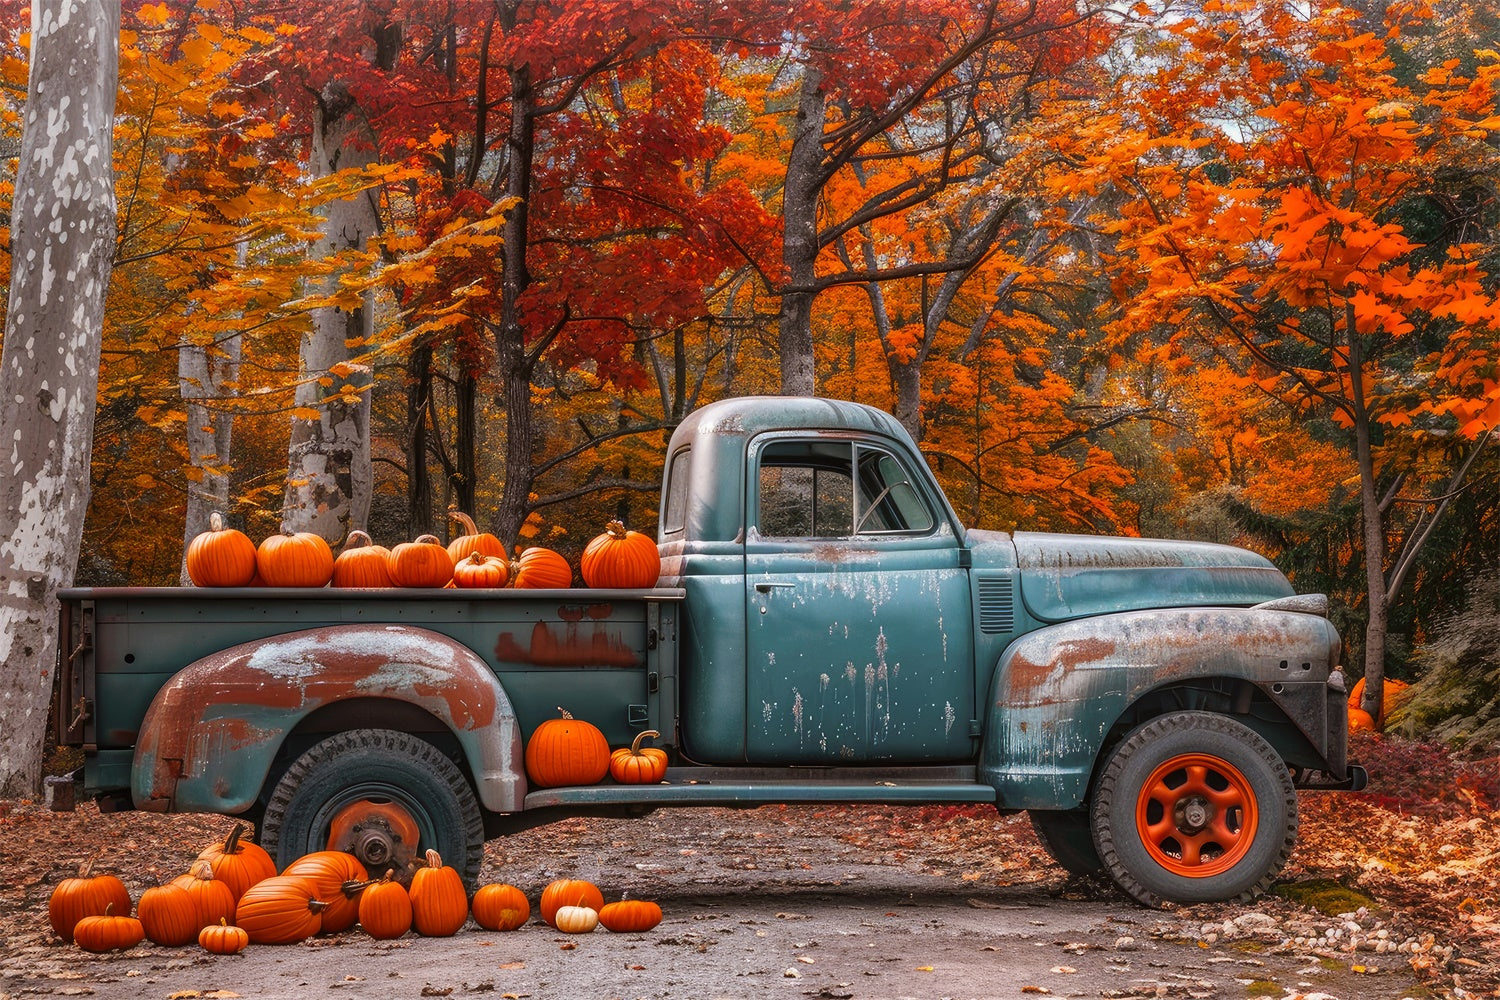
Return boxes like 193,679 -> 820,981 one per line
54,395 -> 1363,906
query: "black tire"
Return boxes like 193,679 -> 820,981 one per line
1091,712 -> 1297,907
260,729 -> 485,888
1029,809 -> 1104,876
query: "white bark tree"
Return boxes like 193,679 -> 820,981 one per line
0,0 -> 119,796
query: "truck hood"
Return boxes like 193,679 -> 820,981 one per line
968,529 -> 1295,624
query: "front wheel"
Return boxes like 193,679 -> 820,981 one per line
1091,712 -> 1297,907
260,729 -> 485,888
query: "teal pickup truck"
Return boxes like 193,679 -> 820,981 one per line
54,396 -> 1361,907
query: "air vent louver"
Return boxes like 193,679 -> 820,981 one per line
977,576 -> 1015,634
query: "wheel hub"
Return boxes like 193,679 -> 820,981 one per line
326,800 -> 421,877
1174,795 -> 1213,834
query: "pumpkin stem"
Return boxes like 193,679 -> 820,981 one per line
78,850 -> 102,879
344,530 -> 374,550
448,509 -> 480,536
424,848 -> 443,869
558,707 -> 574,720
606,519 -> 629,539
209,511 -> 226,532
339,879 -> 368,899
414,533 -> 442,545
308,899 -> 329,913
629,730 -> 661,754
222,822 -> 245,855
465,551 -> 489,566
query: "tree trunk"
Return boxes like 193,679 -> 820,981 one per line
1347,315 -> 1390,722
282,80 -> 376,544
0,0 -> 118,796
405,338 -> 434,537
778,66 -> 826,398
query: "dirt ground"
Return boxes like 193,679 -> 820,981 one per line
2,794 -> 1488,1000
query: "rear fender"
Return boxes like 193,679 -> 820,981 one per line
131,625 -> 525,815
980,605 -> 1345,810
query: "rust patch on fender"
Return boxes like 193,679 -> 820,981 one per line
1007,636 -> 1119,704
495,621 -> 643,668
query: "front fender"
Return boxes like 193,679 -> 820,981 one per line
132,625 -> 525,815
980,605 -> 1343,809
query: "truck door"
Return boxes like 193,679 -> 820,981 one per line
744,435 -> 975,764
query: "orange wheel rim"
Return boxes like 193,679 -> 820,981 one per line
1134,753 -> 1258,878
326,799 -> 422,874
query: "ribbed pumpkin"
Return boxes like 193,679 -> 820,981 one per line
509,546 -> 572,589
234,875 -> 326,944
525,708 -> 610,788
580,520 -> 661,589
451,551 -> 510,589
136,882 -> 200,946
356,870 -> 412,940
540,879 -> 604,928
409,849 -> 468,937
256,530 -> 334,587
199,918 -> 250,955
471,883 -> 529,931
171,861 -> 236,932
73,904 -> 144,952
282,851 -> 368,934
554,905 -> 598,934
387,534 -> 455,588
49,854 -> 132,943
332,530 -> 394,588
598,898 -> 663,933
609,730 -> 669,784
185,512 -> 258,587
194,823 -> 276,904
447,510 -> 506,563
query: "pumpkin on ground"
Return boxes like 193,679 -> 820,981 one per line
171,861 -> 237,932
194,823 -> 276,903
199,918 -> 250,955
256,530 -> 334,587
539,879 -> 604,928
509,546 -> 572,589
185,512 -> 257,587
598,899 -> 663,933
356,870 -> 412,940
580,520 -> 660,589
282,851 -> 369,934
234,875 -> 327,944
49,854 -> 132,943
136,882 -> 200,947
609,730 -> 669,784
525,708 -> 610,788
387,534 -> 456,588
73,905 -> 144,952
553,905 -> 599,934
452,551 -> 510,589
446,510 -> 506,563
1348,708 -> 1377,734
332,530 -> 394,588
471,883 -> 529,931
409,849 -> 468,937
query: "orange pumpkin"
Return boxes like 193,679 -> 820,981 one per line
195,823 -> 276,904
199,917 -> 250,955
509,546 -> 572,589
1348,708 -> 1377,733
137,882 -> 200,947
356,870 -> 412,940
540,879 -> 604,928
233,875 -> 326,944
610,730 -> 668,784
257,530 -> 334,587
282,851 -> 369,934
409,849 -> 468,937
447,510 -> 506,563
387,534 -> 456,588
471,883 -> 530,931
171,861 -> 236,932
49,853 -> 132,943
185,512 -> 258,587
580,520 -> 660,589
73,904 -> 144,952
598,898 -> 663,933
452,551 -> 510,589
332,530 -> 394,588
525,708 -> 610,788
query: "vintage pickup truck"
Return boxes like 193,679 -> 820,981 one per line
54,396 -> 1362,907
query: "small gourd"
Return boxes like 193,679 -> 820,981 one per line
553,904 -> 599,934
609,730 -> 669,784
199,917 -> 250,955
539,878 -> 604,928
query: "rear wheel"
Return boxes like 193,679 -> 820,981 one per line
1091,712 -> 1296,907
1028,809 -> 1103,876
260,729 -> 484,888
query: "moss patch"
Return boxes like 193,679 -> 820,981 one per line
1244,980 -> 1283,996
1271,878 -> 1380,916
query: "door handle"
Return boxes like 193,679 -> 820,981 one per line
754,581 -> 796,593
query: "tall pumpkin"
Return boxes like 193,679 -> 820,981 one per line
447,510 -> 505,562
195,823 -> 276,903
510,546 -> 572,589
136,882 -> 200,947
356,870 -> 412,940
282,851 -> 369,934
580,520 -> 661,589
387,534 -> 456,588
332,530 -> 393,588
185,512 -> 257,587
256,530 -> 334,587
409,849 -> 468,937
525,708 -> 610,788
49,854 -> 132,943
171,861 -> 236,932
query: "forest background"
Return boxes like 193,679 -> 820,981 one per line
0,0 -> 1496,744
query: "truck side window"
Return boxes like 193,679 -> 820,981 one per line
756,440 -> 933,537
662,447 -> 692,535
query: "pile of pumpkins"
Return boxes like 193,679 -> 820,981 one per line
1347,676 -> 1412,734
185,511 -> 660,592
49,824 -> 662,955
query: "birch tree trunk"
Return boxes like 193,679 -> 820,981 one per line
0,0 -> 118,796
777,65 -> 825,398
